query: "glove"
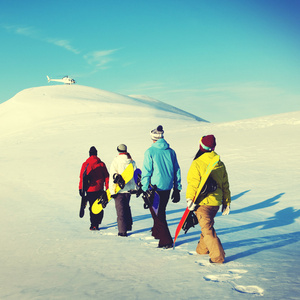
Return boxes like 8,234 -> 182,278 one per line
100,193 -> 109,208
113,173 -> 125,189
182,211 -> 199,234
171,189 -> 180,203
222,204 -> 230,215
187,199 -> 197,211
142,189 -> 155,208
135,186 -> 143,198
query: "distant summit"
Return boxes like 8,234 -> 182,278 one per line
128,94 -> 208,122
0,85 -> 209,126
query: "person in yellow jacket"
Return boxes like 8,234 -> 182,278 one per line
186,135 -> 231,263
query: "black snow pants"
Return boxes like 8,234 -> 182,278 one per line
86,191 -> 104,228
150,190 -> 173,247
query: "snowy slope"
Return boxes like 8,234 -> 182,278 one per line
0,85 -> 206,137
0,86 -> 299,300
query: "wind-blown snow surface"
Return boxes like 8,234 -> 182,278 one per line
0,85 -> 299,300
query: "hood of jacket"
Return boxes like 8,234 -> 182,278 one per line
152,138 -> 169,150
86,155 -> 102,169
115,153 -> 132,166
197,151 -> 220,167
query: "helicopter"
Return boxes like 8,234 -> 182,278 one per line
47,75 -> 75,85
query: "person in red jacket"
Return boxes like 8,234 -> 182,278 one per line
79,146 -> 109,230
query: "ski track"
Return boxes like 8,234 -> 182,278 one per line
96,225 -> 265,296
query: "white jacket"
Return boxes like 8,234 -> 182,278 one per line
109,153 -> 137,194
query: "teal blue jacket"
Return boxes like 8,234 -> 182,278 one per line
141,139 -> 182,192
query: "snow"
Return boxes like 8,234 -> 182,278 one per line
0,85 -> 299,300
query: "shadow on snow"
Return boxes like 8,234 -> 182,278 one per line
225,231 -> 300,262
171,191 -> 300,262
103,190 -> 300,262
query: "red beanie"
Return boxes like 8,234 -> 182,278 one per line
199,135 -> 216,152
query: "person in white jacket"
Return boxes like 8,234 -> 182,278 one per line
109,144 -> 137,237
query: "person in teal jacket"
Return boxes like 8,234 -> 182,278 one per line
141,125 -> 182,248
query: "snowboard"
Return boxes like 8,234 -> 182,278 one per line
79,197 -> 87,218
91,162 -> 134,214
79,164 -> 89,218
133,168 -> 160,215
173,154 -> 220,248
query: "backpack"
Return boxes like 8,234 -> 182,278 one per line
200,175 -> 217,195
81,165 -> 91,196
195,176 -> 218,204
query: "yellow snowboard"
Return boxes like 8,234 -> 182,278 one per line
91,163 -> 134,214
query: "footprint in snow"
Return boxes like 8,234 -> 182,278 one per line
195,259 -> 211,267
129,233 -> 146,238
143,241 -> 158,247
204,273 -> 242,282
204,270 -> 264,296
143,236 -> 155,240
231,283 -> 264,296
228,269 -> 248,274
100,231 -> 115,236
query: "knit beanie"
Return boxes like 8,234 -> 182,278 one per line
199,135 -> 216,152
117,144 -> 127,153
150,125 -> 164,140
89,146 -> 97,156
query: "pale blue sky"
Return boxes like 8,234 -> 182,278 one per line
1,0 -> 299,122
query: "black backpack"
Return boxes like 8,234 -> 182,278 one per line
200,176 -> 217,195
194,176 -> 218,205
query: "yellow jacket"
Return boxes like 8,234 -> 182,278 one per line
186,151 -> 231,206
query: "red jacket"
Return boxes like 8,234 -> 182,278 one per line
79,156 -> 109,192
